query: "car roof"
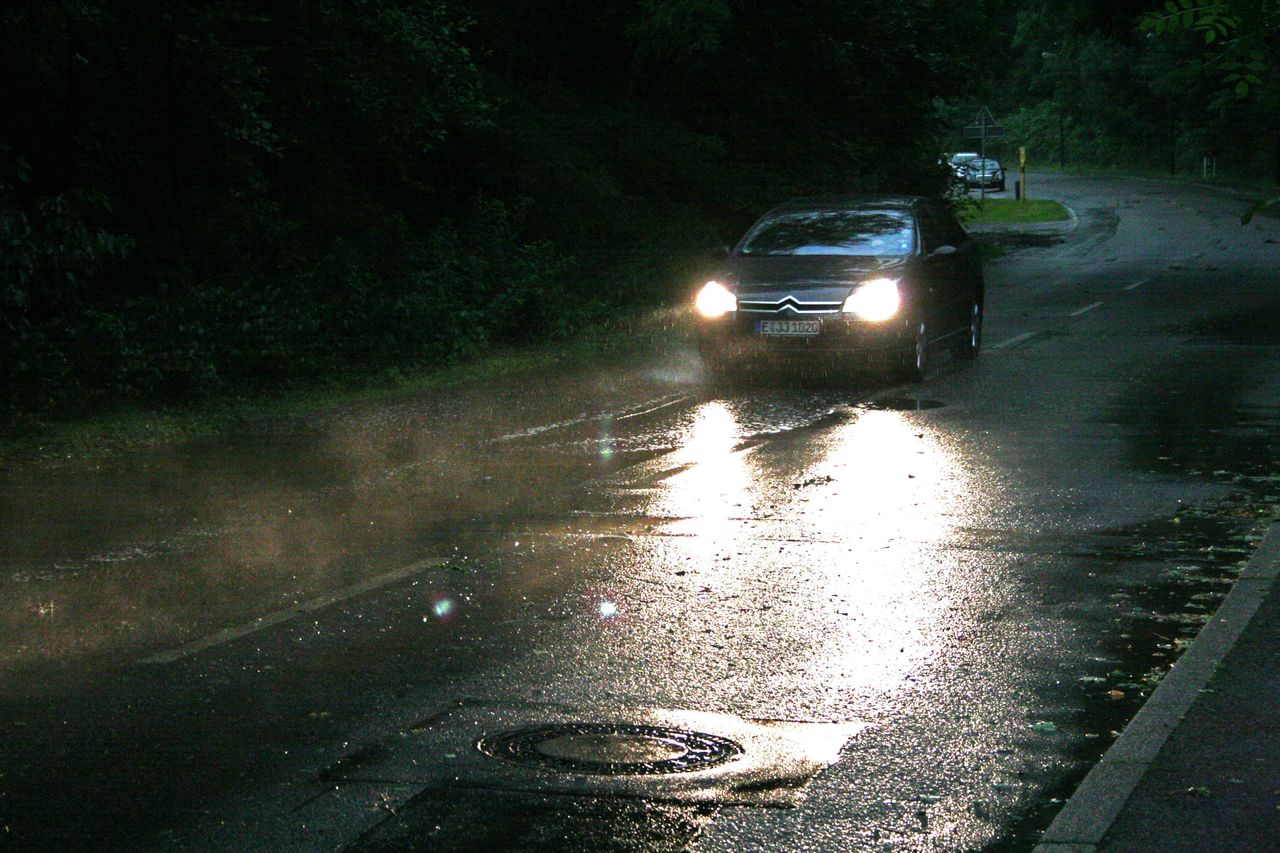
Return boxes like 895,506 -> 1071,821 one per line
758,195 -> 925,218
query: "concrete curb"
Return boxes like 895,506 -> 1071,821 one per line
1032,517 -> 1280,853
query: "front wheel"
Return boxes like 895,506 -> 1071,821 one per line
952,299 -> 983,360
896,320 -> 930,383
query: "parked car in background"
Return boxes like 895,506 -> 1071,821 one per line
694,196 -> 985,382
948,152 -> 980,179
962,158 -> 1006,191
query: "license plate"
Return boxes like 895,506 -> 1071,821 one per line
757,319 -> 820,337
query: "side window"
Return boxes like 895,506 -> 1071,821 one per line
917,207 -> 944,253
941,210 -> 969,248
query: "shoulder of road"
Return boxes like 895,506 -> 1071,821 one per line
1034,515 -> 1280,852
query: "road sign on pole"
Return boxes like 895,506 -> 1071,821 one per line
963,106 -> 1004,139
963,106 -> 1004,202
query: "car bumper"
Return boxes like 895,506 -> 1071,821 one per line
697,314 -> 913,366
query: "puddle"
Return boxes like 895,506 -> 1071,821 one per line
1107,346 -> 1280,482
1018,364 -> 1280,836
1076,504 -> 1266,734
987,491 -> 1280,852
331,704 -> 857,793
334,704 -> 866,850
477,722 -> 744,776
1001,333 -> 1280,843
987,350 -> 1280,850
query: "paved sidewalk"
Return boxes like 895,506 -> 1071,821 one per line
1034,519 -> 1280,852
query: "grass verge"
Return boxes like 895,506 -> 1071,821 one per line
961,198 -> 1071,225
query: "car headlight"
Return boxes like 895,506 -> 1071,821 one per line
695,280 -> 737,318
842,278 -> 900,322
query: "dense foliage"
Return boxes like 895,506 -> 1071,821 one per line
973,0 -> 1280,183
1,0 -> 1000,424
6,1 -> 1273,426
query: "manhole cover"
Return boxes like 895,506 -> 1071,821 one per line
477,722 -> 745,776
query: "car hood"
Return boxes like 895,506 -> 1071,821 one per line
717,255 -> 910,299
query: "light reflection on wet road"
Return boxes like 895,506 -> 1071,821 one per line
3,173 -> 1280,851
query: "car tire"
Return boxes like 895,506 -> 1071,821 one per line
896,320 -> 930,383
952,299 -> 983,360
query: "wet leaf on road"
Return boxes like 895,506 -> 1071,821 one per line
793,475 -> 834,489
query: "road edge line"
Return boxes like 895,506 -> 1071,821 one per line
1067,301 -> 1105,318
139,557 -> 451,665
989,331 -> 1041,351
1033,516 -> 1280,852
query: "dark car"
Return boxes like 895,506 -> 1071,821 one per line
962,158 -> 1005,191
694,196 -> 984,382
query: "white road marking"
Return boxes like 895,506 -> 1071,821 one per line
988,332 -> 1039,351
491,394 -> 691,442
615,395 -> 694,422
1123,278 -> 1149,291
491,415 -> 599,442
1068,301 -> 1105,317
140,557 -> 450,665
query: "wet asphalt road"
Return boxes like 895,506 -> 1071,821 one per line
3,173 -> 1280,852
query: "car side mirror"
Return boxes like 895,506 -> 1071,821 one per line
708,245 -> 731,260
929,244 -> 958,258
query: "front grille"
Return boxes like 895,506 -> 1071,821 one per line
738,296 -> 842,315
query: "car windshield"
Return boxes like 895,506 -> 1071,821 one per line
970,159 -> 999,169
738,209 -> 916,257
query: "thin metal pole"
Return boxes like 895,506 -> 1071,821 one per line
980,128 -> 987,203
1058,105 -> 1065,168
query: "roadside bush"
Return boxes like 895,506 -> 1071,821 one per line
1,0 -> 975,431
